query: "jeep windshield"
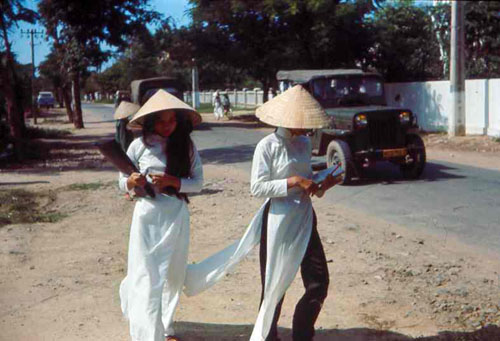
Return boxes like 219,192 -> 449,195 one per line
311,75 -> 385,107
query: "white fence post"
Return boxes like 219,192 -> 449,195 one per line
488,79 -> 500,137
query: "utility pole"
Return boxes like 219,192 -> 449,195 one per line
192,58 -> 199,109
21,29 -> 44,125
449,0 -> 466,137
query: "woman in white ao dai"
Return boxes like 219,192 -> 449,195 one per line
119,90 -> 203,341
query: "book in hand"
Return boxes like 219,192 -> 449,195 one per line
312,164 -> 344,198
312,164 -> 344,185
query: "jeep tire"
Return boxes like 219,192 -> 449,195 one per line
400,133 -> 426,179
326,140 -> 353,185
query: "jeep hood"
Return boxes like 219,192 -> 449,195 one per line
325,105 -> 407,118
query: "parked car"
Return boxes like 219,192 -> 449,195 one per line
37,91 -> 55,109
277,69 -> 425,184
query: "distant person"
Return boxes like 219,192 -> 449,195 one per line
212,90 -> 223,120
221,93 -> 232,119
113,101 -> 139,153
119,90 -> 203,341
269,87 -> 277,99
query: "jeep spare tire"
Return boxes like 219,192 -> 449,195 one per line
326,140 -> 353,185
400,133 -> 426,179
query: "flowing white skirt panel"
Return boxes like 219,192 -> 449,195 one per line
120,195 -> 189,341
184,193 -> 312,341
183,200 -> 268,296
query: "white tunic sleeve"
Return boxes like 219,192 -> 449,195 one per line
250,140 -> 288,198
118,139 -> 140,192
179,144 -> 203,193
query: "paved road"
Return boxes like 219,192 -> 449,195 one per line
84,103 -> 500,254
82,102 -> 116,123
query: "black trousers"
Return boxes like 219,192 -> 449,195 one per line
259,201 -> 330,341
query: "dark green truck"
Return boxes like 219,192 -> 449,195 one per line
277,69 -> 425,184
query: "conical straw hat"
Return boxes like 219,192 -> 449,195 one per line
128,89 -> 202,129
113,101 -> 140,120
256,85 -> 330,129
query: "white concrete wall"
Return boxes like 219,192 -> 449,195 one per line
386,78 -> 500,136
385,81 -> 450,132
465,79 -> 488,135
195,89 -> 277,108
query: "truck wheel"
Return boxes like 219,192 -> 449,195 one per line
326,140 -> 353,185
400,134 -> 426,179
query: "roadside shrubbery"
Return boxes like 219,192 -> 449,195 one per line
0,118 -> 72,166
0,189 -> 66,227
0,181 -> 116,228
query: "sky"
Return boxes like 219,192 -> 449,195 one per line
11,0 -> 192,71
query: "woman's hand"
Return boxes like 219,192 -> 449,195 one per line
150,174 -> 181,191
315,174 -> 343,196
287,176 -> 319,196
127,172 -> 146,191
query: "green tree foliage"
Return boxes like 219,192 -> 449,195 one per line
38,50 -> 76,122
186,0 -> 375,100
158,23 -> 250,90
428,1 -> 500,79
118,29 -> 162,86
95,24 -> 190,95
367,2 -> 443,82
67,0 -> 500,100
96,61 -> 129,95
464,1 -> 500,78
38,0 -> 160,128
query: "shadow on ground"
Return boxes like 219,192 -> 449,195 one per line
197,114 -> 269,130
339,161 -> 466,187
0,181 -> 50,186
199,144 -> 256,166
1,131 -> 116,173
173,322 -> 500,340
26,108 -> 67,120
189,187 -> 224,197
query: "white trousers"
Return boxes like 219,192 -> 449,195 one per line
120,195 -> 190,341
214,105 -> 224,119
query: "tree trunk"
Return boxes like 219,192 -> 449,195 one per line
4,85 -> 24,139
0,12 -> 25,140
71,72 -> 84,129
262,78 -> 270,103
57,87 -> 64,108
62,85 -> 74,123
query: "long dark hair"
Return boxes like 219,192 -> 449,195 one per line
143,110 -> 194,202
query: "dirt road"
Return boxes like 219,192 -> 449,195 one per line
1,108 -> 500,340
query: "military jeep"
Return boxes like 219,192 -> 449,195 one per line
277,69 -> 425,184
130,77 -> 184,105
